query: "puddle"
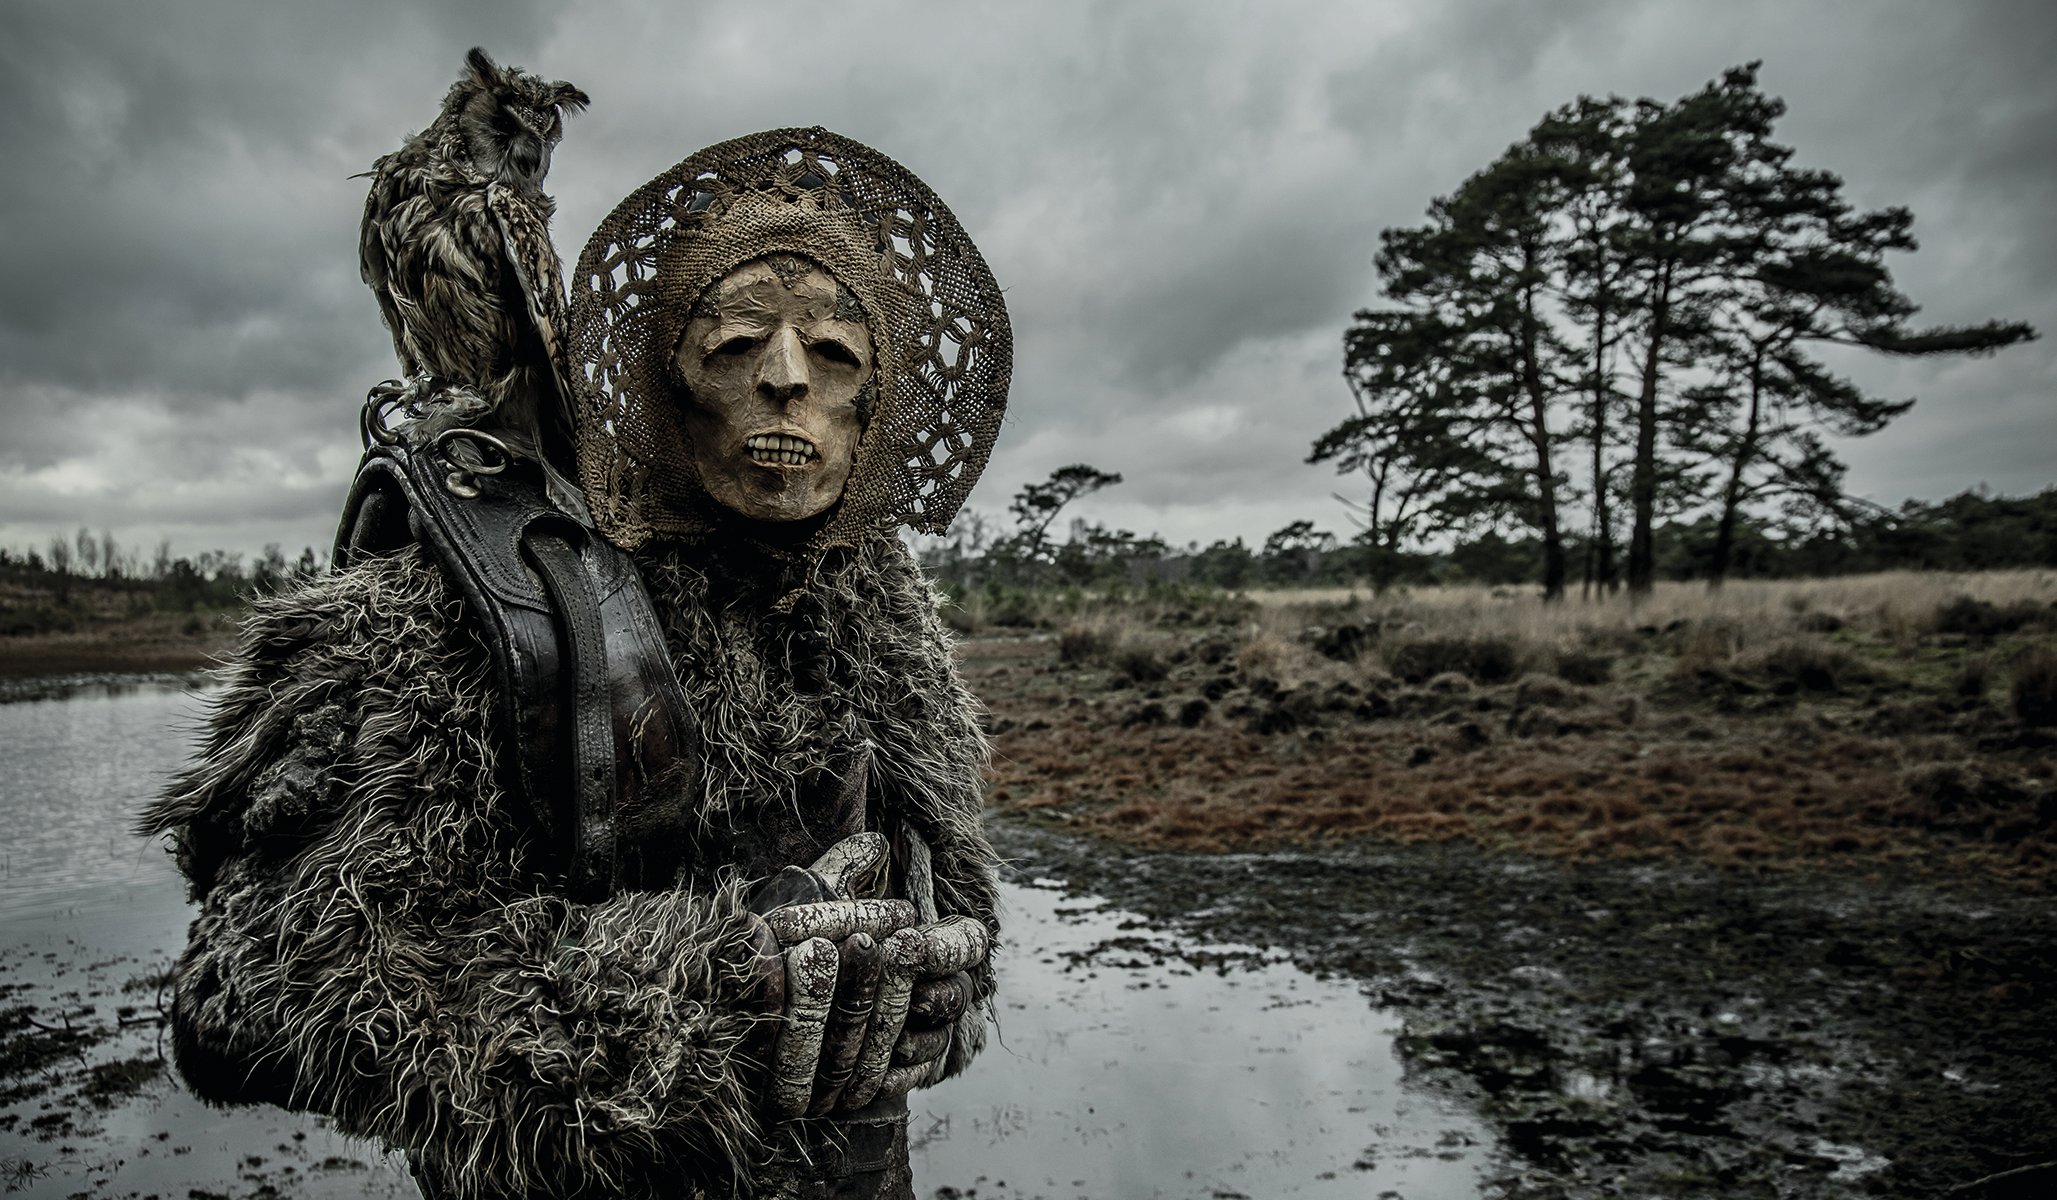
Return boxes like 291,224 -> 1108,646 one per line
0,684 -> 419,1197
911,881 -> 1491,1198
0,684 -> 1492,1198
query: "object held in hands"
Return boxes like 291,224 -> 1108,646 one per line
759,835 -> 991,1118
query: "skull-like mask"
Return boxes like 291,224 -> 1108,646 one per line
673,256 -> 874,524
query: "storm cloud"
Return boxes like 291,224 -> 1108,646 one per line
2,0 -> 2051,557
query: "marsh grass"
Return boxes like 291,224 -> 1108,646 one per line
944,580 -> 1255,635
1244,570 -> 2057,681
977,569 -> 2057,883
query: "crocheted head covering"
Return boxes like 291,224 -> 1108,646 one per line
567,127 -> 1012,551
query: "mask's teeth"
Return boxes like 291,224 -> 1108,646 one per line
746,434 -> 818,464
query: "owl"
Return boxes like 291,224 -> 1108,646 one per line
359,47 -> 590,507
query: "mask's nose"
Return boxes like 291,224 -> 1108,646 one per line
755,327 -> 810,404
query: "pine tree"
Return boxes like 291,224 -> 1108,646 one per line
1312,310 -> 1503,592
1692,183 -> 2034,584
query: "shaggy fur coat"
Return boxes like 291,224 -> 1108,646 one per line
142,532 -> 999,1198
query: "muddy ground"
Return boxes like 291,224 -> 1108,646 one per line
7,819 -> 2049,1198
964,599 -> 2057,1198
988,820 -> 2057,1198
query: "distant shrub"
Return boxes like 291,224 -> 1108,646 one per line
1951,654 -> 1994,700
1553,649 -> 1614,686
1386,635 -> 1520,685
1237,631 -> 1317,692
939,599 -> 981,635
2012,644 -> 2057,727
1304,621 -> 1377,662
1515,675 -> 1586,710
1113,644 -> 1169,685
1748,637 -> 1866,693
1057,621 -> 1114,665
987,589 -> 1040,628
1935,596 -> 2048,639
1424,671 -> 1474,695
0,605 -> 80,637
1674,619 -> 1745,673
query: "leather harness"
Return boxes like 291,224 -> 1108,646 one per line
333,437 -> 699,900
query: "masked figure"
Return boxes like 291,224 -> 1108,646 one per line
143,129 -> 1011,1199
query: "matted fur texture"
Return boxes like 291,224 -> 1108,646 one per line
142,533 -> 999,1198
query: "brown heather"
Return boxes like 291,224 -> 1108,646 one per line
966,570 -> 2057,888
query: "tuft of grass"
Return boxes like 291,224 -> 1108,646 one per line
1553,648 -> 1614,686
1674,619 -> 1747,674
1057,621 -> 1114,665
1113,644 -> 1169,684
1746,637 -> 1868,694
1385,634 -> 1521,685
2012,643 -> 2057,727
1053,614 -> 1171,684
1934,596 -> 2051,639
1236,629 -> 1318,692
1951,654 -> 1994,700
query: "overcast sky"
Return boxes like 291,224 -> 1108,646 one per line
2,0 -> 2051,561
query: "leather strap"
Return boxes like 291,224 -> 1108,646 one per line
526,530 -> 618,902
334,440 -> 698,896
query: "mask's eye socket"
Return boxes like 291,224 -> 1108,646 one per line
710,335 -> 758,359
812,337 -> 863,368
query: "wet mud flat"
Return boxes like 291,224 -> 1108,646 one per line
987,818 -> 2057,1199
0,929 -> 416,1199
0,870 -> 1492,1200
0,675 -> 1490,1200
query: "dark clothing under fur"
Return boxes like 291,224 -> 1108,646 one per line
142,533 -> 999,1198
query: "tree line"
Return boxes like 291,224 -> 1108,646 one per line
1311,63 -> 2035,599
1,529 -> 325,620
916,473 -> 2057,594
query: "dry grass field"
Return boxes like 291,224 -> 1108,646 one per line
967,570 -> 2057,886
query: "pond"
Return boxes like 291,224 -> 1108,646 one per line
0,683 -> 1491,1198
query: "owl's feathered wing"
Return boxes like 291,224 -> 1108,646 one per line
359,150 -> 521,389
487,181 -> 580,463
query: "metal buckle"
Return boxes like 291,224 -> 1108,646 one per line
433,428 -> 513,498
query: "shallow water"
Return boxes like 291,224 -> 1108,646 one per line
912,882 -> 1490,1198
0,682 -> 1490,1198
0,684 -> 416,1197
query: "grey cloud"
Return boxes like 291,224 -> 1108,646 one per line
0,0 -> 565,404
1,0 -> 2050,559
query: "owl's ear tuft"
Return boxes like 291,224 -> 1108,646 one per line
548,83 -> 590,115
464,47 -> 500,87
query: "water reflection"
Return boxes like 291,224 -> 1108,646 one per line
0,683 -> 1490,1198
0,683 -> 198,918
914,882 -> 1489,1198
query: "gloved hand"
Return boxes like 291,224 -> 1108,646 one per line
751,833 -> 991,1118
